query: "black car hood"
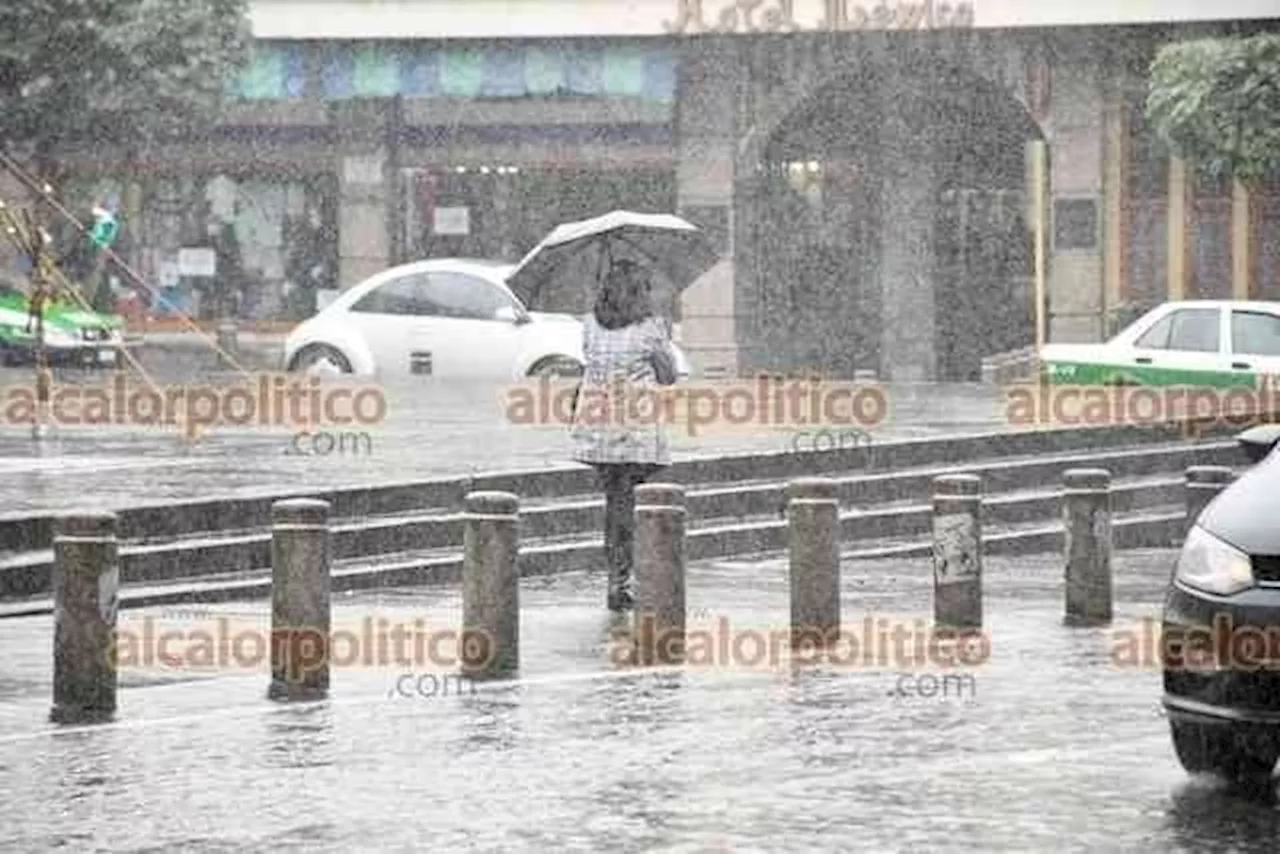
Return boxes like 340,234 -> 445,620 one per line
1200,448 -> 1280,555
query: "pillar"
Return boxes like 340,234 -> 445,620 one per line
933,475 -> 983,628
677,40 -> 739,378
1044,33 -> 1107,343
269,499 -> 331,701
334,100 -> 392,289
633,484 -> 687,666
1167,156 -> 1189,302
461,491 -> 520,679
1063,469 -> 1112,626
787,478 -> 841,649
1232,178 -> 1253,301
50,513 -> 119,724
1103,97 -> 1129,322
878,92 -> 936,382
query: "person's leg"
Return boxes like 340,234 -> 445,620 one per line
610,464 -> 667,608
598,465 -> 631,610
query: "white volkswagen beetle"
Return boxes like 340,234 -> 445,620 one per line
285,259 -> 587,379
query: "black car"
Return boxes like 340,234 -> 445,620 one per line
1163,423 -> 1280,780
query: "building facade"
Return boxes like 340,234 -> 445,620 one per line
48,0 -> 1280,379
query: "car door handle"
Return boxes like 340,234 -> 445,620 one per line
1134,357 -> 1152,365
1233,362 -> 1251,370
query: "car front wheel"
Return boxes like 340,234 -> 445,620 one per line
288,344 -> 353,374
1170,720 -> 1279,781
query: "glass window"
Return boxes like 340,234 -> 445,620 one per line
1166,308 -> 1221,353
350,274 -> 435,316
1232,311 -> 1280,356
1134,314 -> 1174,349
421,272 -> 512,320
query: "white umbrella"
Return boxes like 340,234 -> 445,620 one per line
505,210 -> 720,312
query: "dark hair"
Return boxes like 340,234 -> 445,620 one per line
592,259 -> 653,330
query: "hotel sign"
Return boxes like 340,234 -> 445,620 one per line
665,0 -> 975,34
250,0 -> 1280,41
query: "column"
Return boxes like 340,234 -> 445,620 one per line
334,100 -> 392,288
1102,98 -> 1129,323
1167,156 -> 1189,302
1232,178 -> 1253,301
1043,34 -> 1107,343
877,86 -> 936,382
677,41 -> 740,378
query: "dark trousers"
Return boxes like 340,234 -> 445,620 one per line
594,462 -> 662,602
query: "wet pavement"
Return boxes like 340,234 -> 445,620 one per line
3,548 -> 1279,852
0,360 -> 1020,514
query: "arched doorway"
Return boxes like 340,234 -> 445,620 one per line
747,49 -> 1045,381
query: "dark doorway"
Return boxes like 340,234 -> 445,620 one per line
749,49 -> 1044,380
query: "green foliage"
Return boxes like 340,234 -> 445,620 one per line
1146,33 -> 1280,186
0,0 -> 251,161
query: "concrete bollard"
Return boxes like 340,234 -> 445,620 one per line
50,513 -> 120,724
1063,469 -> 1113,626
1185,466 -> 1233,537
215,320 -> 239,368
634,484 -> 686,666
932,475 -> 983,629
461,491 -> 520,679
269,499 -> 331,701
787,478 -> 841,650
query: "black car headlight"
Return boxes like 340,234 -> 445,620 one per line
1175,526 -> 1254,597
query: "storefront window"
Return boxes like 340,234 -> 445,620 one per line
114,172 -> 339,321
403,165 -> 676,266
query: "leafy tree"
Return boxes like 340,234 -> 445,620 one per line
0,0 -> 251,179
1145,33 -> 1280,186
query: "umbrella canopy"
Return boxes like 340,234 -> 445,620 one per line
505,210 -> 721,313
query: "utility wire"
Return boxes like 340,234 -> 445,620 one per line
0,147 -> 253,377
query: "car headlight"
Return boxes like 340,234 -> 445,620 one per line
1175,526 -> 1254,596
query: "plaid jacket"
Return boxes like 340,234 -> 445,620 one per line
570,314 -> 673,466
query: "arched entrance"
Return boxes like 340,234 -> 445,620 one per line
746,49 -> 1045,381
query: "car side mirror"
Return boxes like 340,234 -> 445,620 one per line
495,305 -> 530,325
1237,424 -> 1280,464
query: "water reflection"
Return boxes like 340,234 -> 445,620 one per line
784,666 -> 864,770
458,684 -> 523,752
580,670 -> 689,849
262,703 -> 336,769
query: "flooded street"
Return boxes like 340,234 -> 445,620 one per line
4,550 -> 1279,852
0,362 -> 1016,514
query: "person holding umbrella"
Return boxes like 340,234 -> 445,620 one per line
505,210 -> 720,612
570,259 -> 679,611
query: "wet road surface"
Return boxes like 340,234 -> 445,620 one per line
2,548 -> 1278,852
0,363 -> 1020,514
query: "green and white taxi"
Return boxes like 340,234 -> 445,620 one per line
1040,301 -> 1280,388
0,280 -> 127,368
